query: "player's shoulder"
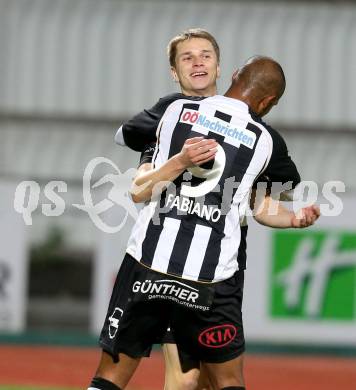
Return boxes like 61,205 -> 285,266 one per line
202,94 -> 234,107
157,92 -> 186,105
153,93 -> 205,115
161,93 -> 206,114
156,92 -> 204,106
248,110 -> 286,148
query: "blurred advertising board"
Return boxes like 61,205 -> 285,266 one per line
0,182 -> 28,332
244,195 -> 356,346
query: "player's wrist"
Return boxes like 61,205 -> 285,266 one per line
172,153 -> 189,171
290,211 -> 301,228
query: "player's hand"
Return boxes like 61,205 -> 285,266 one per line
176,137 -> 218,168
291,205 -> 320,228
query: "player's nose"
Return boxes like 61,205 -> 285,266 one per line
192,56 -> 203,67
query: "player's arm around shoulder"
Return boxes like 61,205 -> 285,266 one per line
251,189 -> 320,229
130,137 -> 218,203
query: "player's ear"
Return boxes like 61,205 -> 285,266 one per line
170,66 -> 179,83
258,95 -> 277,116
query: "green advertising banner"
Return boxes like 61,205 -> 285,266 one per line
271,230 -> 356,321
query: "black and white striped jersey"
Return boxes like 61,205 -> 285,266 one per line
126,95 -> 300,283
117,93 -> 250,273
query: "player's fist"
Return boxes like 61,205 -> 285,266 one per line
177,137 -> 218,168
291,204 -> 320,228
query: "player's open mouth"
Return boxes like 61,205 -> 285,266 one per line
191,72 -> 208,78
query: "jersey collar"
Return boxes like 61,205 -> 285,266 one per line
212,95 -> 250,112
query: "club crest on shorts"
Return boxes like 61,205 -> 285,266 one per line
108,307 -> 123,339
198,324 -> 237,348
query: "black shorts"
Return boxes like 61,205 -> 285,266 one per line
99,253 -> 245,364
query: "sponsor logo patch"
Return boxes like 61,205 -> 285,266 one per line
108,307 -> 123,339
198,324 -> 237,348
180,108 -> 256,149
132,278 -> 213,311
